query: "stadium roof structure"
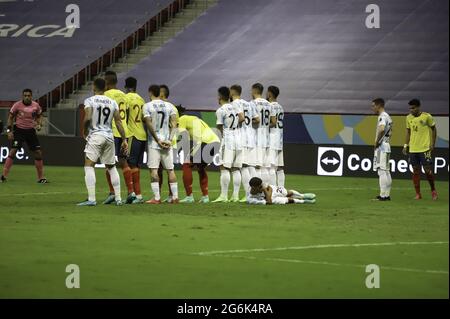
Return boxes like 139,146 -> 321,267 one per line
0,0 -> 173,102
120,0 -> 449,115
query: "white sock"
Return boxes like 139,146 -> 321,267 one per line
378,170 -> 386,197
384,170 -> 392,197
151,182 -> 160,200
293,198 -> 305,204
108,167 -> 121,201
241,167 -> 251,195
291,190 -> 302,198
261,167 -> 269,184
269,167 -> 277,185
169,182 -> 178,200
220,169 -> 230,198
277,169 -> 285,188
84,166 -> 96,202
248,166 -> 257,178
232,170 -> 241,199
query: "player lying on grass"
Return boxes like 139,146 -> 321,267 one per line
246,177 -> 316,205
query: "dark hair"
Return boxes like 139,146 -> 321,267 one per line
104,70 -> 118,85
372,98 -> 385,107
160,84 -> 170,98
176,104 -> 186,116
22,88 -> 32,95
94,78 -> 106,91
249,177 -> 263,188
252,83 -> 264,94
408,99 -> 421,107
125,77 -> 137,90
218,86 -> 230,101
148,84 -> 160,97
268,86 -> 280,98
230,84 -> 242,95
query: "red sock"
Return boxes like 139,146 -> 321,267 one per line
425,171 -> 436,192
2,156 -> 14,177
122,166 -> 134,194
412,172 -> 421,195
106,170 -> 114,194
34,159 -> 44,180
198,166 -> 208,196
131,167 -> 141,196
182,163 -> 193,196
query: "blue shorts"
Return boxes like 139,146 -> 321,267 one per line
127,137 -> 146,167
114,137 -> 128,159
409,151 -> 433,167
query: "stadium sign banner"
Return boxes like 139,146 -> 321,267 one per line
1,136 -> 448,181
284,144 -> 449,181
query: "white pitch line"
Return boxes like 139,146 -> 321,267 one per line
218,254 -> 449,275
0,191 -> 84,197
194,241 -> 449,256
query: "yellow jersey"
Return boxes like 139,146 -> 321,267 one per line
105,89 -> 130,138
406,112 -> 436,153
178,115 -> 220,144
126,92 -> 146,141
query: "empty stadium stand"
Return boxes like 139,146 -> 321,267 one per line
119,0 -> 449,115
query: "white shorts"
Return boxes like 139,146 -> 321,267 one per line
242,147 -> 257,166
269,149 -> 284,167
271,185 -> 288,198
147,147 -> 174,170
256,147 -> 271,168
84,134 -> 116,165
373,149 -> 390,171
219,145 -> 242,169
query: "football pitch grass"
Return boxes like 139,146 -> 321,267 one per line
0,165 -> 448,298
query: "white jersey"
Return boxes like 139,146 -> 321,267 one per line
252,98 -> 271,148
84,95 -> 118,142
269,102 -> 284,150
376,111 -> 393,153
233,98 -> 257,148
216,103 -> 242,150
143,99 -> 176,150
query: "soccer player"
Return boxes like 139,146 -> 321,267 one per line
372,98 -> 393,201
403,99 -> 438,200
213,86 -> 244,203
158,84 -> 179,203
143,85 -> 179,204
247,177 -> 316,205
177,106 -> 220,203
250,83 -> 272,184
124,77 -> 146,204
230,84 -> 259,202
103,71 -> 135,204
77,78 -> 128,206
267,86 -> 285,187
1,89 -> 47,183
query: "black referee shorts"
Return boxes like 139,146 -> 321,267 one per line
11,126 -> 41,151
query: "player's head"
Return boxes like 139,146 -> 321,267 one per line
267,85 -> 280,102
124,77 -> 137,93
230,84 -> 242,101
93,78 -> 106,94
218,86 -> 230,104
251,83 -> 264,99
104,71 -> 117,89
371,98 -> 385,115
22,88 -> 33,105
408,99 -> 421,116
176,104 -> 186,116
249,177 -> 263,195
148,84 -> 160,99
160,84 -> 170,100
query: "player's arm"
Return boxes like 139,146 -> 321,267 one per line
144,115 -> 167,149
113,109 -> 128,152
216,109 -> 224,136
238,111 -> 245,126
6,112 -> 15,141
263,186 -> 273,205
83,107 -> 93,139
168,113 -> 178,144
403,128 -> 410,155
375,124 -> 385,149
269,114 -> 277,128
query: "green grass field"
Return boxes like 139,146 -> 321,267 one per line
0,165 -> 448,298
